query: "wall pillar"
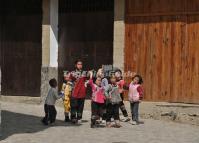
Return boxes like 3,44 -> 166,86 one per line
41,0 -> 58,102
113,0 -> 125,71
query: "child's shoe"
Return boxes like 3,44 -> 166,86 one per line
41,119 -> 48,125
123,117 -> 130,122
77,119 -> 82,124
114,120 -> 122,128
130,120 -> 137,125
101,120 -> 106,125
71,119 -> 78,124
65,116 -> 70,122
106,122 -> 112,128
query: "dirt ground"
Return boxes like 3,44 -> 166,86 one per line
0,97 -> 199,143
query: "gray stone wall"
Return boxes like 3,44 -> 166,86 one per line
41,66 -> 58,103
113,0 -> 125,71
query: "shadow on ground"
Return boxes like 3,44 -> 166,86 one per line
0,110 -> 82,140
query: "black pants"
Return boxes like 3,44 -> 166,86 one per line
106,103 -> 119,122
91,102 -> 104,125
130,102 -> 139,122
119,93 -> 128,117
42,104 -> 57,124
70,97 -> 85,121
101,101 -> 107,120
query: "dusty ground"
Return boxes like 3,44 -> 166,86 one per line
0,100 -> 199,143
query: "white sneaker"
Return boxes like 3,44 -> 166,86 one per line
123,117 -> 130,122
130,121 -> 137,125
101,120 -> 106,124
78,119 -> 82,124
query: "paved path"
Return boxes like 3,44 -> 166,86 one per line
1,102 -> 199,143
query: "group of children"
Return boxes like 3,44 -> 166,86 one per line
42,59 -> 143,128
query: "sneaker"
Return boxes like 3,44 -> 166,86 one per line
101,120 -> 106,124
71,119 -> 78,124
123,117 -> 130,122
115,123 -> 122,128
41,119 -> 48,125
78,119 -> 82,124
130,121 -> 137,125
106,122 -> 112,128
114,120 -> 122,128
65,117 -> 70,122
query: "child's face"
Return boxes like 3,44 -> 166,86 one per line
95,77 -> 102,86
115,71 -> 122,80
64,74 -> 71,81
133,76 -> 139,84
110,77 -> 116,84
76,62 -> 83,70
97,69 -> 104,78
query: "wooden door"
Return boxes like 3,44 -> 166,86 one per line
0,0 -> 42,96
58,0 -> 114,72
125,0 -> 199,103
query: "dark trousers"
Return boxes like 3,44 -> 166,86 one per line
130,102 -> 139,122
101,101 -> 107,120
106,103 -> 119,122
119,93 -> 128,117
70,97 -> 85,121
91,102 -> 104,125
42,104 -> 57,124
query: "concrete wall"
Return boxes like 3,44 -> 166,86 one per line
41,0 -> 58,102
113,0 -> 125,71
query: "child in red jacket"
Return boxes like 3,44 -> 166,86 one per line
115,69 -> 130,122
70,59 -> 88,124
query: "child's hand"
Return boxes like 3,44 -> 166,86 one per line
88,71 -> 93,79
59,91 -> 64,97
107,95 -> 112,99
139,100 -> 142,103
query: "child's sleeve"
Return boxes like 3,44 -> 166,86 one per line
137,86 -> 144,100
104,85 -> 111,98
102,78 -> 109,91
88,79 -> 95,90
123,83 -> 130,90
53,89 -> 62,100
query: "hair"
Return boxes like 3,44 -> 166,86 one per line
109,74 -> 116,83
49,78 -> 57,88
75,59 -> 83,65
132,74 -> 143,84
114,69 -> 122,74
94,76 -> 102,83
114,68 -> 123,80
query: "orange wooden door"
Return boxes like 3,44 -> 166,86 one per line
125,0 -> 199,103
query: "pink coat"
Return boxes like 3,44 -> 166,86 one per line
128,82 -> 143,102
89,79 -> 106,104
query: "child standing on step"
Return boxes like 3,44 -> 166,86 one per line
97,68 -> 109,123
61,72 -> 73,122
42,78 -> 63,125
115,69 -> 130,122
105,75 -> 122,128
127,75 -> 143,125
88,71 -> 106,128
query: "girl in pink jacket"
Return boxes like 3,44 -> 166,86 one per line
127,75 -> 143,125
88,71 -> 106,128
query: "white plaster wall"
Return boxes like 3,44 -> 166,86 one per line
50,0 -> 58,67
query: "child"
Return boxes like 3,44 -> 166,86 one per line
42,78 -> 62,125
70,59 -> 88,124
97,68 -> 109,123
128,75 -> 143,125
105,75 -> 122,128
115,69 -> 130,122
61,72 -> 73,122
88,71 -> 106,128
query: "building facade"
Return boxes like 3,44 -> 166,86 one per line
0,0 -> 198,103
